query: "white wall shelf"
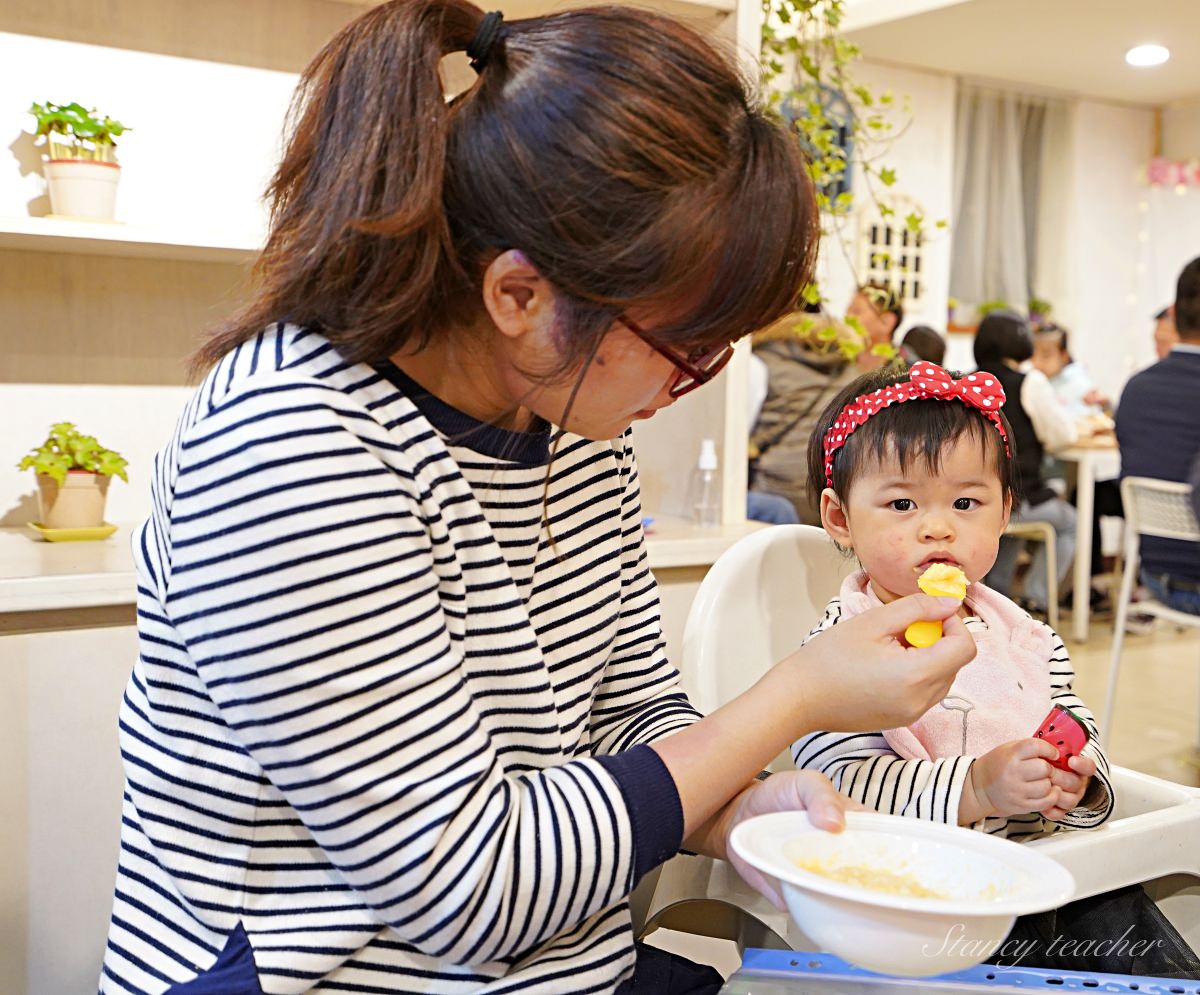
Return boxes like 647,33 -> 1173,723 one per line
0,215 -> 260,264
0,517 -> 768,614
0,524 -> 137,613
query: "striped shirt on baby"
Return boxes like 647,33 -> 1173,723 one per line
792,600 -> 1114,841
100,325 -> 699,994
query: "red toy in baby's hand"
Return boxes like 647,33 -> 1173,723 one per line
1033,704 -> 1091,772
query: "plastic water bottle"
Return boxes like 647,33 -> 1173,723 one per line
692,438 -> 721,528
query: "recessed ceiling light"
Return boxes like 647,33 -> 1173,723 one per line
1126,44 -> 1170,67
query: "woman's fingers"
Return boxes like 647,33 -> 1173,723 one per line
861,594 -> 965,637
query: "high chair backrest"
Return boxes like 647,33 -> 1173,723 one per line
679,524 -> 856,715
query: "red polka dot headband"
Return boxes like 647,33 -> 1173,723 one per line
822,362 -> 1011,486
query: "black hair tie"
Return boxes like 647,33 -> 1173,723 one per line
467,11 -> 504,72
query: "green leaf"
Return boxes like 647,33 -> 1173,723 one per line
878,167 -> 897,187
17,422 -> 128,483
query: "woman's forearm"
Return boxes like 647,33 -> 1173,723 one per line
651,654 -> 809,842
651,593 -> 977,847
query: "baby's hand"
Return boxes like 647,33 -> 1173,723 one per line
1040,754 -> 1097,822
967,739 -> 1058,820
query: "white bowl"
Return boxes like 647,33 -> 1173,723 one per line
729,810 -> 1075,977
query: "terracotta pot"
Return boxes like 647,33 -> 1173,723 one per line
44,159 -> 121,220
36,471 -> 110,528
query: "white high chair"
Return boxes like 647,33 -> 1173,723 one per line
637,524 -> 1200,954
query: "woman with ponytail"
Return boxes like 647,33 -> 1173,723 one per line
101,3 -> 976,991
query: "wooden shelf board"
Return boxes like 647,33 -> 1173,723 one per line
0,215 -> 260,264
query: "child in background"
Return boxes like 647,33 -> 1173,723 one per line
793,362 -> 1200,977
1031,324 -> 1112,423
898,324 -> 946,367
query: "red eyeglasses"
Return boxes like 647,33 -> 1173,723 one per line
620,315 -> 735,398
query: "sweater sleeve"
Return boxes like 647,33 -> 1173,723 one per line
162,379 -> 676,966
587,432 -> 705,756
1022,368 -> 1079,453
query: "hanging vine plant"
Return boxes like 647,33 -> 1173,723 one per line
761,0 -> 946,358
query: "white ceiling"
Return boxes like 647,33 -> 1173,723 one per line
844,0 -> 1200,107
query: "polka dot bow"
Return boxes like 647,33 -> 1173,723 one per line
822,362 -> 1010,486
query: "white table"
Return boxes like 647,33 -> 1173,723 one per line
1054,443 -> 1121,642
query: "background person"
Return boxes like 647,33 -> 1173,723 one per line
973,311 -> 1078,615
1116,257 -> 1200,617
749,308 -> 858,524
1154,305 -> 1180,360
846,281 -> 904,371
898,324 -> 946,366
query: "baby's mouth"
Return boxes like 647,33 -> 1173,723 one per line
915,555 -> 960,573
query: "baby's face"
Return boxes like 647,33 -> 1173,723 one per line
830,437 -> 1010,604
1031,338 -> 1067,378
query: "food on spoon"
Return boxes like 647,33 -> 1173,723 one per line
905,563 -> 968,647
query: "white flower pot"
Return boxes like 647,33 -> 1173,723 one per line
44,159 -> 121,221
36,471 -> 110,528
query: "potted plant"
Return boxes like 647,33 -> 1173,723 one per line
17,422 -> 128,531
28,100 -> 131,221
1028,295 -> 1054,329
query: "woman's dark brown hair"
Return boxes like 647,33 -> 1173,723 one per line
194,0 -> 819,375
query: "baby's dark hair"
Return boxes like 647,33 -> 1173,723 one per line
806,366 -> 1018,509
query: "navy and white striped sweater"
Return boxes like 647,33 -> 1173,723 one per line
100,325 -> 699,994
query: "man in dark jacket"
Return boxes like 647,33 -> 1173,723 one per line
1115,256 -> 1200,615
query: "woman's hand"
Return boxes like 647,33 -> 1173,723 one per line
961,739 -> 1058,823
788,594 -> 977,734
715,771 -> 861,910
652,594 -> 973,848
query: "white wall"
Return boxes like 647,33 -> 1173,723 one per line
1060,100 -> 1156,399
1163,102 -> 1200,161
1,31 -> 297,524
812,73 -> 1183,398
813,60 -> 958,354
2,32 -> 294,236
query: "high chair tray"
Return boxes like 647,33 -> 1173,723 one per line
720,950 -> 1198,994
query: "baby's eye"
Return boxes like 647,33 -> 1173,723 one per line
890,499 -> 915,512
954,497 -> 978,511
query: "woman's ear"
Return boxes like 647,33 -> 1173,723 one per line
820,487 -> 853,549
481,249 -> 555,341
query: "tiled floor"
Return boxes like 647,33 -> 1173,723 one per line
1067,613 -> 1200,786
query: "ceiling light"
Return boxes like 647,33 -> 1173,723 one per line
1126,44 -> 1170,67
